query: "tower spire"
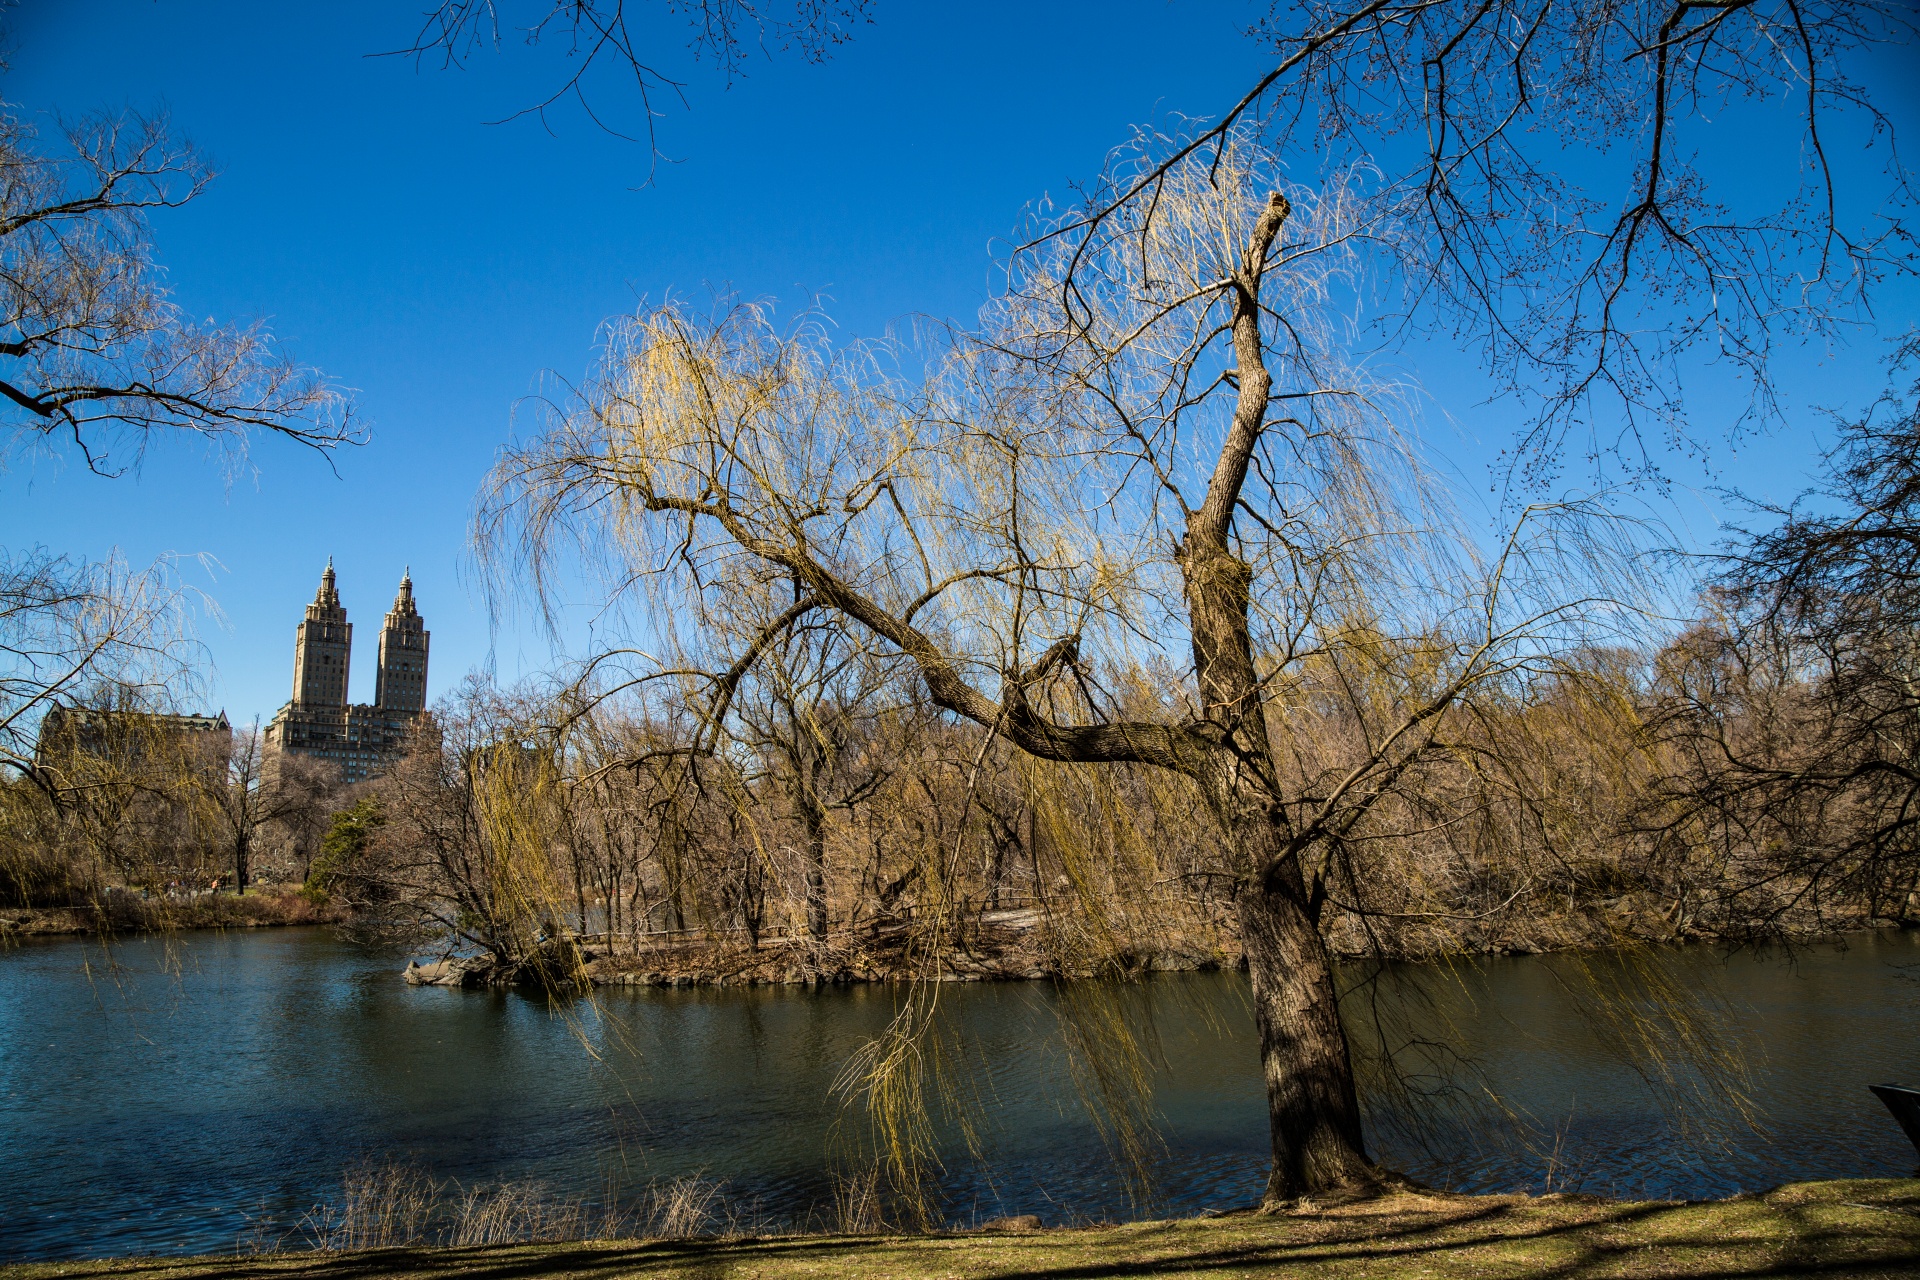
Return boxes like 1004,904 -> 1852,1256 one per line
316,557 -> 340,608
376,568 -> 429,714
293,557 -> 351,709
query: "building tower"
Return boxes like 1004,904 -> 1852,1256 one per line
290,558 -> 352,708
268,563 -> 432,785
374,568 -> 430,713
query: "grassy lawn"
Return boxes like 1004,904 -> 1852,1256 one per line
7,1179 -> 1918,1280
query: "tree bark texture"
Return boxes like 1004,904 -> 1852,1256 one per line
1176,191 -> 1380,1201
802,794 -> 829,943
1185,537 -> 1381,1202
1235,833 -> 1376,1202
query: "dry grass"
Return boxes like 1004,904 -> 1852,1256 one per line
257,1163 -> 729,1254
635,1177 -> 726,1242
829,1170 -> 889,1235
443,1182 -> 586,1249
302,1163 -> 441,1251
10,1178 -> 1919,1280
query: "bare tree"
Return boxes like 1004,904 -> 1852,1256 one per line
480,141 -> 1643,1203
397,1 -> 870,161
200,721 -> 331,895
25,682 -> 225,895
439,0 -> 1912,1211
1643,335 -> 1920,932
474,0 -> 1911,475
557,699 -> 711,937
1076,0 -> 1915,480
0,548 -> 201,781
0,108 -> 353,475
721,570 -> 903,945
331,680 -> 588,983
0,84 -> 358,818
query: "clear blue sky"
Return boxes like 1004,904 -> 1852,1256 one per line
2,0 -> 1913,726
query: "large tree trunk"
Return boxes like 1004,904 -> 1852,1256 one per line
800,791 -> 829,943
1183,485 -> 1381,1202
1234,820 -> 1378,1203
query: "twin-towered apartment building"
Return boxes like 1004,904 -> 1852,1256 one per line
265,560 -> 431,784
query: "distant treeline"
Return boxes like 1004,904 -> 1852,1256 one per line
9,568 -> 1915,973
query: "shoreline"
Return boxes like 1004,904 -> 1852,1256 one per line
5,1179 -> 1916,1279
0,891 -> 339,939
409,913 -> 1919,991
8,899 -> 1909,987
404,908 -> 1243,988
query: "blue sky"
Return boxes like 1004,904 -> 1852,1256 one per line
2,0 -> 1914,726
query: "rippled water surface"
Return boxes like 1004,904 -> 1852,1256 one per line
2,927 -> 1917,1260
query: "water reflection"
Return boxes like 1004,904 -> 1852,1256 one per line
0,927 -> 1915,1260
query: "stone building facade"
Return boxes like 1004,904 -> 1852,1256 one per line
265,562 -> 431,784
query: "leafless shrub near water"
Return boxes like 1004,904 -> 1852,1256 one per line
300,1161 -> 442,1251
829,1170 -> 888,1234
639,1174 -> 729,1240
269,1161 -> 737,1254
446,1180 -> 586,1247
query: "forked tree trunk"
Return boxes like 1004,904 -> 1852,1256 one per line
1182,468 -> 1381,1201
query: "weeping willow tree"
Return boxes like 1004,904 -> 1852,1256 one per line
618,558 -> 914,950
0,550 -> 225,916
331,679 -> 587,985
17,686 -> 227,904
476,136 -> 1669,1205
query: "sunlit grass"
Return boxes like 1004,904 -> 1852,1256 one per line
8,1178 -> 1917,1280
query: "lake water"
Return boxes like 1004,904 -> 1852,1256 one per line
1,927 -> 1917,1261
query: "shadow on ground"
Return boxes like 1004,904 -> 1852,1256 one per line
8,1178 -> 1919,1280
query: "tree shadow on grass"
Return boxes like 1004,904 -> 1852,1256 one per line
20,1189 -> 1920,1280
